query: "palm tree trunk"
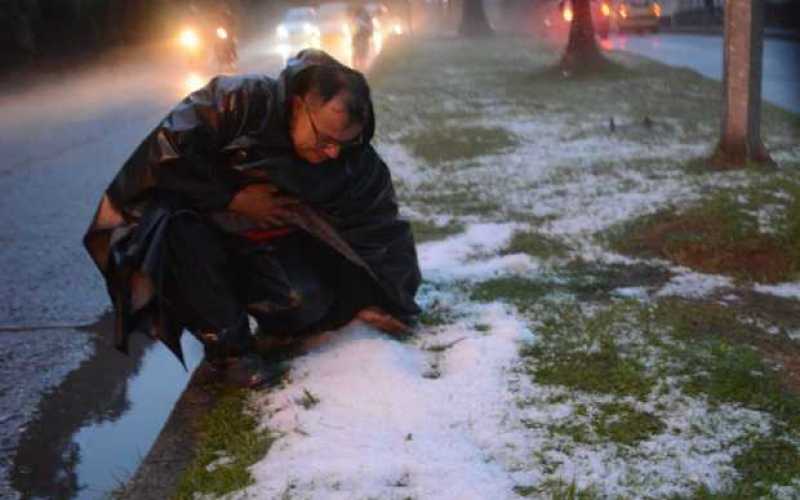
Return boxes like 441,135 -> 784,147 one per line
711,0 -> 773,168
560,0 -> 606,74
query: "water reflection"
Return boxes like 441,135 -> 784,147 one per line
11,314 -> 202,499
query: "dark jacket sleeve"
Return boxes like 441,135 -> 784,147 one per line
105,75 -> 249,215
327,146 -> 422,318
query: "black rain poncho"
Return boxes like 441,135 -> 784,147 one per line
83,51 -> 421,364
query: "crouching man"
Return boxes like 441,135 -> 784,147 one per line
84,50 -> 421,388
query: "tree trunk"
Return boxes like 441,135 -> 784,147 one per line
459,0 -> 493,36
711,0 -> 773,168
560,0 -> 606,74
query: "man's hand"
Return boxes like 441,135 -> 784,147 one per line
228,183 -> 299,226
356,307 -> 411,337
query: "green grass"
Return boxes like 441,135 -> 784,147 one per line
470,276 -> 552,310
548,402 -> 665,447
690,436 -> 800,498
401,125 -> 517,166
468,262 -> 670,307
410,219 -> 465,244
514,479 -> 598,499
593,403 -> 665,446
411,188 -> 501,218
502,230 -> 570,260
684,340 -> 800,429
529,342 -> 655,400
521,302 -> 657,399
647,299 -> 800,429
174,388 -> 274,499
730,436 -> 800,497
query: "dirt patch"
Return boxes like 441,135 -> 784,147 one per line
617,211 -> 795,283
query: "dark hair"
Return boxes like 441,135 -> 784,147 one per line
291,50 -> 371,128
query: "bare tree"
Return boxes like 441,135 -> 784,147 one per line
560,0 -> 608,74
711,0 -> 773,168
459,0 -> 493,36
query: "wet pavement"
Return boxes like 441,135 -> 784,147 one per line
9,315 -> 201,500
603,33 -> 800,113
0,38 -> 280,499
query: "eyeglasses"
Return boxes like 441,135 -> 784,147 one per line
303,100 -> 363,152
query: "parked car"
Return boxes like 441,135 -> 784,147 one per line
275,6 -> 320,59
614,0 -> 661,33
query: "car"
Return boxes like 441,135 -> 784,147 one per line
275,6 -> 321,59
614,0 -> 661,33
317,2 -> 356,62
546,0 -> 613,39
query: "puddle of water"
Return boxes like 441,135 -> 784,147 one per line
10,314 -> 203,500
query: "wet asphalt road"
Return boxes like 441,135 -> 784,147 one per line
0,40 -> 282,498
604,32 -> 800,113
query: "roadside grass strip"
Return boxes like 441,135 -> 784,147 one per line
174,387 -> 273,499
226,36 -> 800,498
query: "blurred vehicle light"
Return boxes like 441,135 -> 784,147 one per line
185,72 -> 206,93
179,28 -> 201,50
563,5 -> 573,22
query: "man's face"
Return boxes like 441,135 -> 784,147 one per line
290,91 -> 364,164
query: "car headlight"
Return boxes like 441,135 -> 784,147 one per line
179,28 -> 200,49
276,25 -> 288,39
216,27 -> 228,39
303,23 -> 319,36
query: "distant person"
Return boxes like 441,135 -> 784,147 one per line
352,5 -> 374,70
83,50 -> 421,388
